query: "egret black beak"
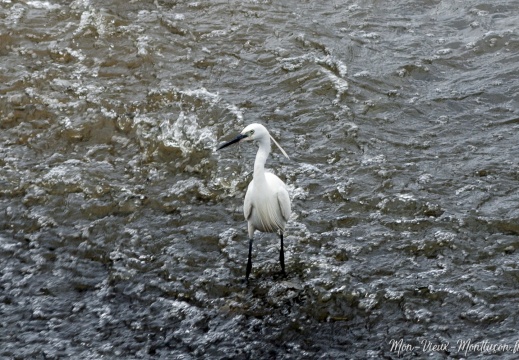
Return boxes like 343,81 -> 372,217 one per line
217,133 -> 248,150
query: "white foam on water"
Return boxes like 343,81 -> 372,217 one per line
316,54 -> 348,78
70,0 -> 91,9
286,184 -> 308,201
6,3 -> 25,25
320,68 -> 349,104
74,8 -> 113,38
279,53 -> 348,103
181,87 -> 220,106
42,160 -> 83,186
27,1 -> 61,10
181,87 -> 244,123
136,35 -> 150,56
159,111 -> 216,156
361,154 -> 386,166
396,193 -> 416,202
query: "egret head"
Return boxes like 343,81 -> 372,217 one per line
217,123 -> 289,159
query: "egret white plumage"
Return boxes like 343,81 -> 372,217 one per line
218,123 -> 291,282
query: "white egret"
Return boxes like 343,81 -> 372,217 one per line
218,123 -> 291,282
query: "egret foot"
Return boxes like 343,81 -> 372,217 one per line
246,238 -> 253,283
279,233 -> 286,276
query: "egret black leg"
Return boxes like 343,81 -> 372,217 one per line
246,238 -> 253,283
280,233 -> 286,276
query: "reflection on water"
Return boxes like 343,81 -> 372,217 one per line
1,0 -> 519,358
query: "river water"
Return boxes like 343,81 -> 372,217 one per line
1,0 -> 519,359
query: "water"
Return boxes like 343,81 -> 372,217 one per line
1,0 -> 519,358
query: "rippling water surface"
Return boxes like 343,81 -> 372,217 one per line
1,0 -> 519,358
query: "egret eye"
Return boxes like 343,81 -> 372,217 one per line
249,130 -> 255,136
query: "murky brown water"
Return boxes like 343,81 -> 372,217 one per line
1,0 -> 519,358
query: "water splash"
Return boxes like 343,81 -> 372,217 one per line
159,111 -> 216,157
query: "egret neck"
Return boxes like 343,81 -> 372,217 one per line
253,135 -> 271,186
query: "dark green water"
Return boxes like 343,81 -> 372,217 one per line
1,0 -> 519,358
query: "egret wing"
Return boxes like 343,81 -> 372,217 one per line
277,187 -> 291,222
244,182 -> 254,220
